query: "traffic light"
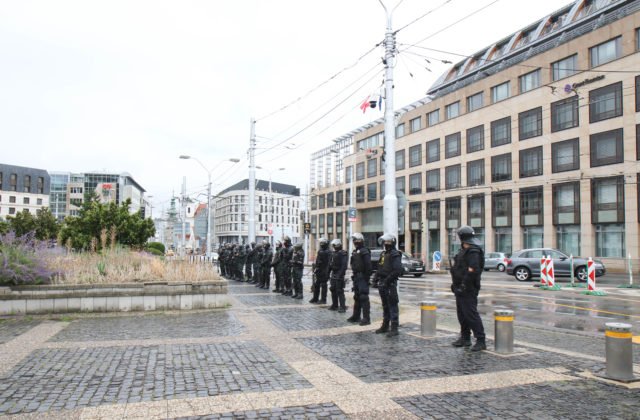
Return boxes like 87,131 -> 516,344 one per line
304,222 -> 311,234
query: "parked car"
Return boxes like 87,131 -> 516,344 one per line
505,248 -> 606,282
484,252 -> 509,272
370,248 -> 426,278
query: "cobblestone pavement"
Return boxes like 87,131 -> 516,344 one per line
0,276 -> 637,419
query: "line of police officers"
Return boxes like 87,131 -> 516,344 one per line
218,225 -> 485,347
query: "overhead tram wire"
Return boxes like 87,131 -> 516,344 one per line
393,0 -> 455,34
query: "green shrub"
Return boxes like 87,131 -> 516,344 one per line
147,248 -> 164,257
147,242 -> 165,254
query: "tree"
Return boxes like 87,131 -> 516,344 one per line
6,211 -> 36,237
58,196 -> 155,251
6,208 -> 60,241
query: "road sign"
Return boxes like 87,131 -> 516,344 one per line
433,251 -> 442,262
348,207 -> 357,222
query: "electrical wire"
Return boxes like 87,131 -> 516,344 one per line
394,0 -> 454,34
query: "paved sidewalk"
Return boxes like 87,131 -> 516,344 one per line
0,279 -> 638,419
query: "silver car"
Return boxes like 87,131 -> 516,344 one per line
484,252 -> 509,272
506,248 -> 606,282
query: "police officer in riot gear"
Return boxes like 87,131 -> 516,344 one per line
252,243 -> 262,284
260,240 -> 273,289
291,242 -> 305,299
271,240 -> 284,293
310,238 -> 330,304
236,243 -> 246,281
328,239 -> 348,312
450,225 -> 486,352
348,232 -> 372,325
375,233 -> 402,337
245,242 -> 255,281
281,236 -> 294,296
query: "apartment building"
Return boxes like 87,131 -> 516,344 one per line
0,163 -> 50,219
309,0 -> 640,270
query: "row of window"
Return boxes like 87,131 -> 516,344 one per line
0,173 -> 46,194
0,196 -> 44,205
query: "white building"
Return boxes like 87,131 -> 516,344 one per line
0,163 -> 50,219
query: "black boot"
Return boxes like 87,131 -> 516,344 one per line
452,336 -> 472,347
359,318 -> 371,326
470,339 -> 486,352
359,300 -> 370,326
346,302 -> 361,322
386,322 -> 399,337
375,320 -> 389,334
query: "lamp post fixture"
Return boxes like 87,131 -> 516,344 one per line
256,166 -> 285,246
180,155 -> 240,258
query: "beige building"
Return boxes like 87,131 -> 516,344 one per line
309,0 -> 640,270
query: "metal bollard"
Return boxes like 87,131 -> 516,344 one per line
420,301 -> 437,336
494,309 -> 514,354
605,322 -> 635,382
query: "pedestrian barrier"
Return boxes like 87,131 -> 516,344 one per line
583,257 -> 606,296
494,309 -> 514,354
541,256 -> 561,291
420,301 -> 437,337
603,322 -> 637,382
540,256 -> 548,287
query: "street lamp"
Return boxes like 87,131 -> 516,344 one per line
256,166 -> 285,246
180,155 -> 240,258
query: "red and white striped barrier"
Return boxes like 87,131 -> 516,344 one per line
546,256 -> 555,287
587,257 -> 596,291
540,256 -> 548,286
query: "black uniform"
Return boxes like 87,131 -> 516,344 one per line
310,246 -> 330,303
291,245 -> 305,299
260,244 -> 273,289
271,244 -> 284,292
252,245 -> 262,284
376,247 -> 402,328
328,248 -> 348,311
281,244 -> 293,296
450,244 -> 485,342
245,244 -> 254,281
349,245 -> 372,324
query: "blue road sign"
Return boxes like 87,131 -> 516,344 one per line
433,251 -> 442,262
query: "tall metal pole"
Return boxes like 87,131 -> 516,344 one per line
248,118 -> 256,243
379,0 -> 398,238
206,173 -> 212,258
269,175 -> 273,247
181,176 -> 187,256
304,184 -> 309,264
349,167 -> 355,256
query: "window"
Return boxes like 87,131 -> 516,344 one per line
446,197 -> 461,229
466,92 -> 483,112
327,192 -> 334,208
553,182 -> 580,225
318,195 -> 325,209
552,138 -> 580,173
345,188 -> 351,205
637,75 -> 640,112
311,195 -> 317,210
466,125 -> 484,153
409,144 -> 422,167
467,194 -> 485,228
37,177 -> 44,194
345,166 -> 352,183
590,37 -> 621,67
551,54 -> 577,81
23,175 -> 31,193
367,183 -> 377,201
491,153 -> 512,182
367,158 -> 377,178
327,213 -> 334,234
519,69 -> 541,93
336,190 -> 343,207
409,173 -> 422,195
427,200 -> 440,230
395,177 -> 405,195
596,224 -> 625,257
23,197 -> 30,205
445,132 -> 461,158
551,95 -> 579,132
356,186 -> 365,203
426,139 -> 440,163
380,157 -> 385,175
426,169 -> 440,192
519,107 -> 542,140
467,159 -> 484,186
491,81 -> 510,103
492,191 -> 512,227
8,207 -> 15,215
520,186 -> 543,226
592,176 -> 624,224
427,109 -> 440,126
356,162 -> 365,180
9,196 -> 16,203
396,123 -> 405,138
445,164 -> 461,190
557,225 -> 581,257
396,150 -> 405,170
9,174 -> 17,191
336,212 -> 343,233
319,214 -> 325,235
589,82 -> 622,123
410,117 -> 422,132
445,101 -> 460,119
590,128 -> 623,167
37,198 -> 42,205
380,180 -> 385,197
491,117 -> 511,147
519,146 -> 543,178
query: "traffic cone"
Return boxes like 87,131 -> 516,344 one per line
583,257 -> 606,296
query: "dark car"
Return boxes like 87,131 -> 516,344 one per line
505,248 -> 606,282
370,248 -> 426,278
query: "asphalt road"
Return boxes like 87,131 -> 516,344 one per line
395,270 -> 640,337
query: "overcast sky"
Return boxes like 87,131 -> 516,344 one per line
0,0 -> 566,215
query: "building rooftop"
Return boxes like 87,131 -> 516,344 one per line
218,179 -> 300,196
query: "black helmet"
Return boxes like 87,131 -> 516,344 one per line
457,225 -> 481,246
283,235 -> 292,246
294,242 -> 303,250
319,238 -> 329,249
330,239 -> 342,249
275,240 -> 282,247
377,233 -> 396,247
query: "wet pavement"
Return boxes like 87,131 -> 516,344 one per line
0,274 -> 637,419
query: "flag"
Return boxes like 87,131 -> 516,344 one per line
360,96 -> 370,113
